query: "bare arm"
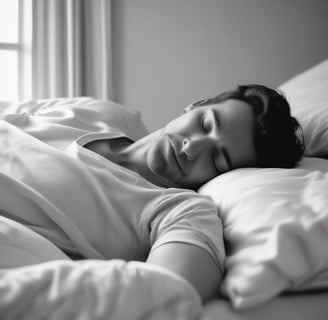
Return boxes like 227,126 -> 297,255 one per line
146,242 -> 222,303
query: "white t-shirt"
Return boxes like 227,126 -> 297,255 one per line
0,120 -> 225,270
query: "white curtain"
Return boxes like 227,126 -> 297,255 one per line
30,0 -> 113,100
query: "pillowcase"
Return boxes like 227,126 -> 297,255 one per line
278,58 -> 328,158
0,97 -> 149,150
199,157 -> 328,309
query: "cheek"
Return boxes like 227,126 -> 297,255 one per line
185,159 -> 217,186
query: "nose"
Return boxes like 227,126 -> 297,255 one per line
182,138 -> 193,160
182,135 -> 218,161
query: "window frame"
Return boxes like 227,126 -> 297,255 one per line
0,0 -> 31,100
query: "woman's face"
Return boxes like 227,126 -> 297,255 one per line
145,99 -> 258,189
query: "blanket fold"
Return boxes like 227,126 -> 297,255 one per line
0,259 -> 201,320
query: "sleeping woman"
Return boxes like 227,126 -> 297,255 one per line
0,84 -> 304,303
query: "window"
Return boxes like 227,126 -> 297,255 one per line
0,0 -> 31,100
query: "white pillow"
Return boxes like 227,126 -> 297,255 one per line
0,97 -> 149,150
199,157 -> 328,309
279,58 -> 328,158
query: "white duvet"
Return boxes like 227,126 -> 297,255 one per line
0,97 -> 202,319
0,259 -> 201,320
0,209 -> 200,320
0,199 -> 201,319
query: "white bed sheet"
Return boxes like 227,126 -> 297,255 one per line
203,292 -> 328,320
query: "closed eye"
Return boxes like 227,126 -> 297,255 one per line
211,109 -> 233,171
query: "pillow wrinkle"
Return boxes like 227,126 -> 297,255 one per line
199,157 -> 328,308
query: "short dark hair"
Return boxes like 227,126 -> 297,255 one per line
195,84 -> 305,168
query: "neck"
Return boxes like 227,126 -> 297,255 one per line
117,129 -> 171,187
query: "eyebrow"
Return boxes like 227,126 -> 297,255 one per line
212,109 -> 233,171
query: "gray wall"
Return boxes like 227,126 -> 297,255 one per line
112,0 -> 328,131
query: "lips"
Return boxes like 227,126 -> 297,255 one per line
168,137 -> 182,171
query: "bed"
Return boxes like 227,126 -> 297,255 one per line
1,58 -> 328,319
